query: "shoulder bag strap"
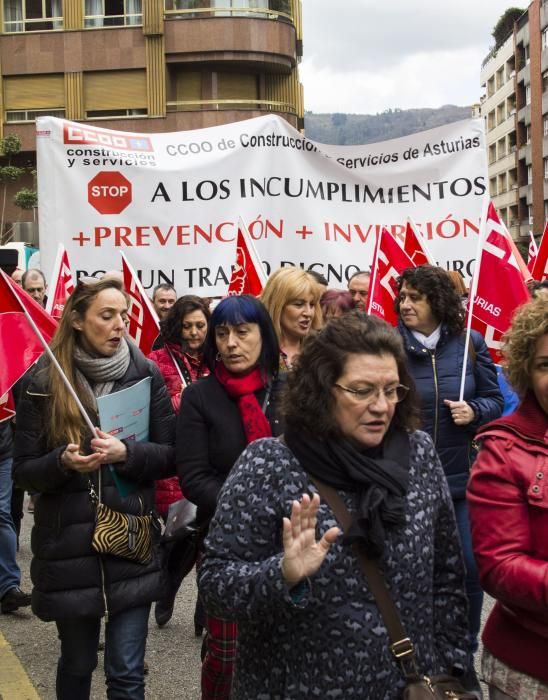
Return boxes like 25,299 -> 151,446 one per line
310,476 -> 419,676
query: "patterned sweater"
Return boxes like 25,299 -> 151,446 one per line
199,431 -> 468,700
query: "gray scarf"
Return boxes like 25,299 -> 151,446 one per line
74,337 -> 131,407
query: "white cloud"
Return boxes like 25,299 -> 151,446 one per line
301,0 -> 523,113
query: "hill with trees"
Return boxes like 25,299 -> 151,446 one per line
304,105 -> 472,145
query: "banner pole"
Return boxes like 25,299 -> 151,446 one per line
459,195 -> 489,401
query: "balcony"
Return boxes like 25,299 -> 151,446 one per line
164,15 -> 297,71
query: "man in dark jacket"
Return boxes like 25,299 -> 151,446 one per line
0,416 -> 31,613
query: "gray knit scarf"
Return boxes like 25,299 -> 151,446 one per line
73,337 -> 131,407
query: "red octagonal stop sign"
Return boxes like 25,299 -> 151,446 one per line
88,171 -> 132,215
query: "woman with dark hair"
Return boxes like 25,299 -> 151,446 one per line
320,288 -> 356,321
12,278 -> 175,700
176,294 -> 282,700
148,294 -> 210,627
395,265 -> 503,696
468,297 -> 548,700
198,313 -> 469,698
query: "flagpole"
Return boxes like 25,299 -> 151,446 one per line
1,271 -> 97,436
366,227 -> 382,314
238,216 -> 268,287
458,195 -> 489,401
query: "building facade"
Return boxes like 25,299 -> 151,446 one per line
480,33 -> 519,239
481,0 -> 548,241
0,0 -> 303,238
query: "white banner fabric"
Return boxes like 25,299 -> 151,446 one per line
36,114 -> 487,295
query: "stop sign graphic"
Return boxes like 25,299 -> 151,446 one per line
88,171 -> 132,214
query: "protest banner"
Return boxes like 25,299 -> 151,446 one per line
37,114 -> 487,295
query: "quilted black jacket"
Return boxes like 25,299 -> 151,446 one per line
13,342 -> 175,621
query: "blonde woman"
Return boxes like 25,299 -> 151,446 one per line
261,267 -> 323,370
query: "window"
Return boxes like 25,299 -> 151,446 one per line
3,0 -> 62,32
543,28 -> 548,49
525,44 -> 530,64
529,205 -> 533,225
84,70 -> 147,116
3,75 -> 64,116
526,84 -> 531,105
84,0 -> 141,27
6,108 -> 64,122
544,116 -> 548,136
528,165 -> 533,185
86,108 -> 147,119
544,158 -> 548,180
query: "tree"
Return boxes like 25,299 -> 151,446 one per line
492,7 -> 525,50
0,135 -> 37,245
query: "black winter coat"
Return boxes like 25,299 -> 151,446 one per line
12,342 -> 176,622
176,373 -> 283,522
398,322 -> 503,499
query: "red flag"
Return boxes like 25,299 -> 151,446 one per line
527,231 -> 538,274
227,220 -> 268,296
0,270 -> 58,395
0,391 -> 15,423
121,252 -> 160,356
45,244 -> 75,320
469,203 -> 530,363
531,222 -> 548,280
403,219 -> 434,267
366,227 -> 415,326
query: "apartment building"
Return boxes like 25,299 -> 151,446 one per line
514,0 -> 547,239
480,33 -> 519,239
0,0 -> 303,236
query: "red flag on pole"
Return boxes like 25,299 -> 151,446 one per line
403,218 -> 435,266
531,222 -> 548,280
468,203 -> 530,363
366,227 -> 416,326
527,231 -> 538,274
0,270 -> 58,395
121,252 -> 160,356
227,218 -> 268,296
0,391 -> 15,423
45,244 -> 75,320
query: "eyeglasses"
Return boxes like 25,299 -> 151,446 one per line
334,383 -> 409,405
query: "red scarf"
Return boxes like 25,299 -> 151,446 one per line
215,364 -> 272,444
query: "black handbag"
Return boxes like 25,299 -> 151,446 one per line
311,478 -> 476,700
161,498 -> 199,543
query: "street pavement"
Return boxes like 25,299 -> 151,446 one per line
0,498 -> 202,699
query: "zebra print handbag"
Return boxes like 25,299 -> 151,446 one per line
89,482 -> 153,565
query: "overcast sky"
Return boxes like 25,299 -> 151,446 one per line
300,0 -> 522,114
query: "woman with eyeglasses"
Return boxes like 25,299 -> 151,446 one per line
396,265 -> 503,698
198,313 -> 469,699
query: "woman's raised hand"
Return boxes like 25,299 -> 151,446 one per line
281,493 -> 340,586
